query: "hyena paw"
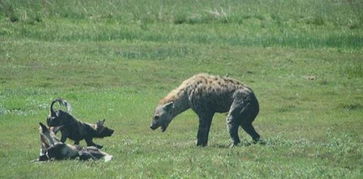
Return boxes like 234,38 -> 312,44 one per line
196,142 -> 208,147
229,143 -> 239,148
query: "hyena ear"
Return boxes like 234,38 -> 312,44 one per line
163,102 -> 174,111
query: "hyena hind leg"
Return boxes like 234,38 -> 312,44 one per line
227,99 -> 249,146
226,112 -> 242,146
241,122 -> 260,143
227,95 -> 260,146
239,102 -> 261,143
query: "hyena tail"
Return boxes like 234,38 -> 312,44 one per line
50,98 -> 72,116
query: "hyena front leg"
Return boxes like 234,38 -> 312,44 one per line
196,112 -> 214,147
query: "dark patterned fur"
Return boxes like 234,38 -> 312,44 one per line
37,122 -> 112,162
46,98 -> 114,149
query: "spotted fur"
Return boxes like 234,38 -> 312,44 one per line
151,73 -> 261,146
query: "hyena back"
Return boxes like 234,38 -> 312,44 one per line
150,73 -> 260,146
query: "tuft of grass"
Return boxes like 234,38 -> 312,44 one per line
343,63 -> 363,78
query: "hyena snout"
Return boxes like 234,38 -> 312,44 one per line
150,121 -> 159,130
150,120 -> 168,132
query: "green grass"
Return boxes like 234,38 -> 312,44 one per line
0,0 -> 362,178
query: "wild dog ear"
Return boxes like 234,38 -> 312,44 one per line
39,122 -> 48,133
40,134 -> 50,149
97,119 -> 105,126
163,102 -> 174,111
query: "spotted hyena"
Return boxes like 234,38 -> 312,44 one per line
150,73 -> 261,147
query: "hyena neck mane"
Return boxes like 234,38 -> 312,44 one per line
159,85 -> 190,118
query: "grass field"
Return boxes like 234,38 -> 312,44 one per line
0,0 -> 362,178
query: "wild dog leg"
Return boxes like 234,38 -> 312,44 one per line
85,137 -> 103,149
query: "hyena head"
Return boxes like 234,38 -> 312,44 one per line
95,119 -> 114,138
150,102 -> 174,132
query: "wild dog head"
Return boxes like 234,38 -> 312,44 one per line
150,102 -> 174,132
39,122 -> 62,146
38,122 -> 65,161
46,98 -> 73,127
95,119 -> 114,138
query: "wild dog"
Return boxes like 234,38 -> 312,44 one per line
47,98 -> 114,149
38,122 -> 112,162
150,73 -> 261,147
